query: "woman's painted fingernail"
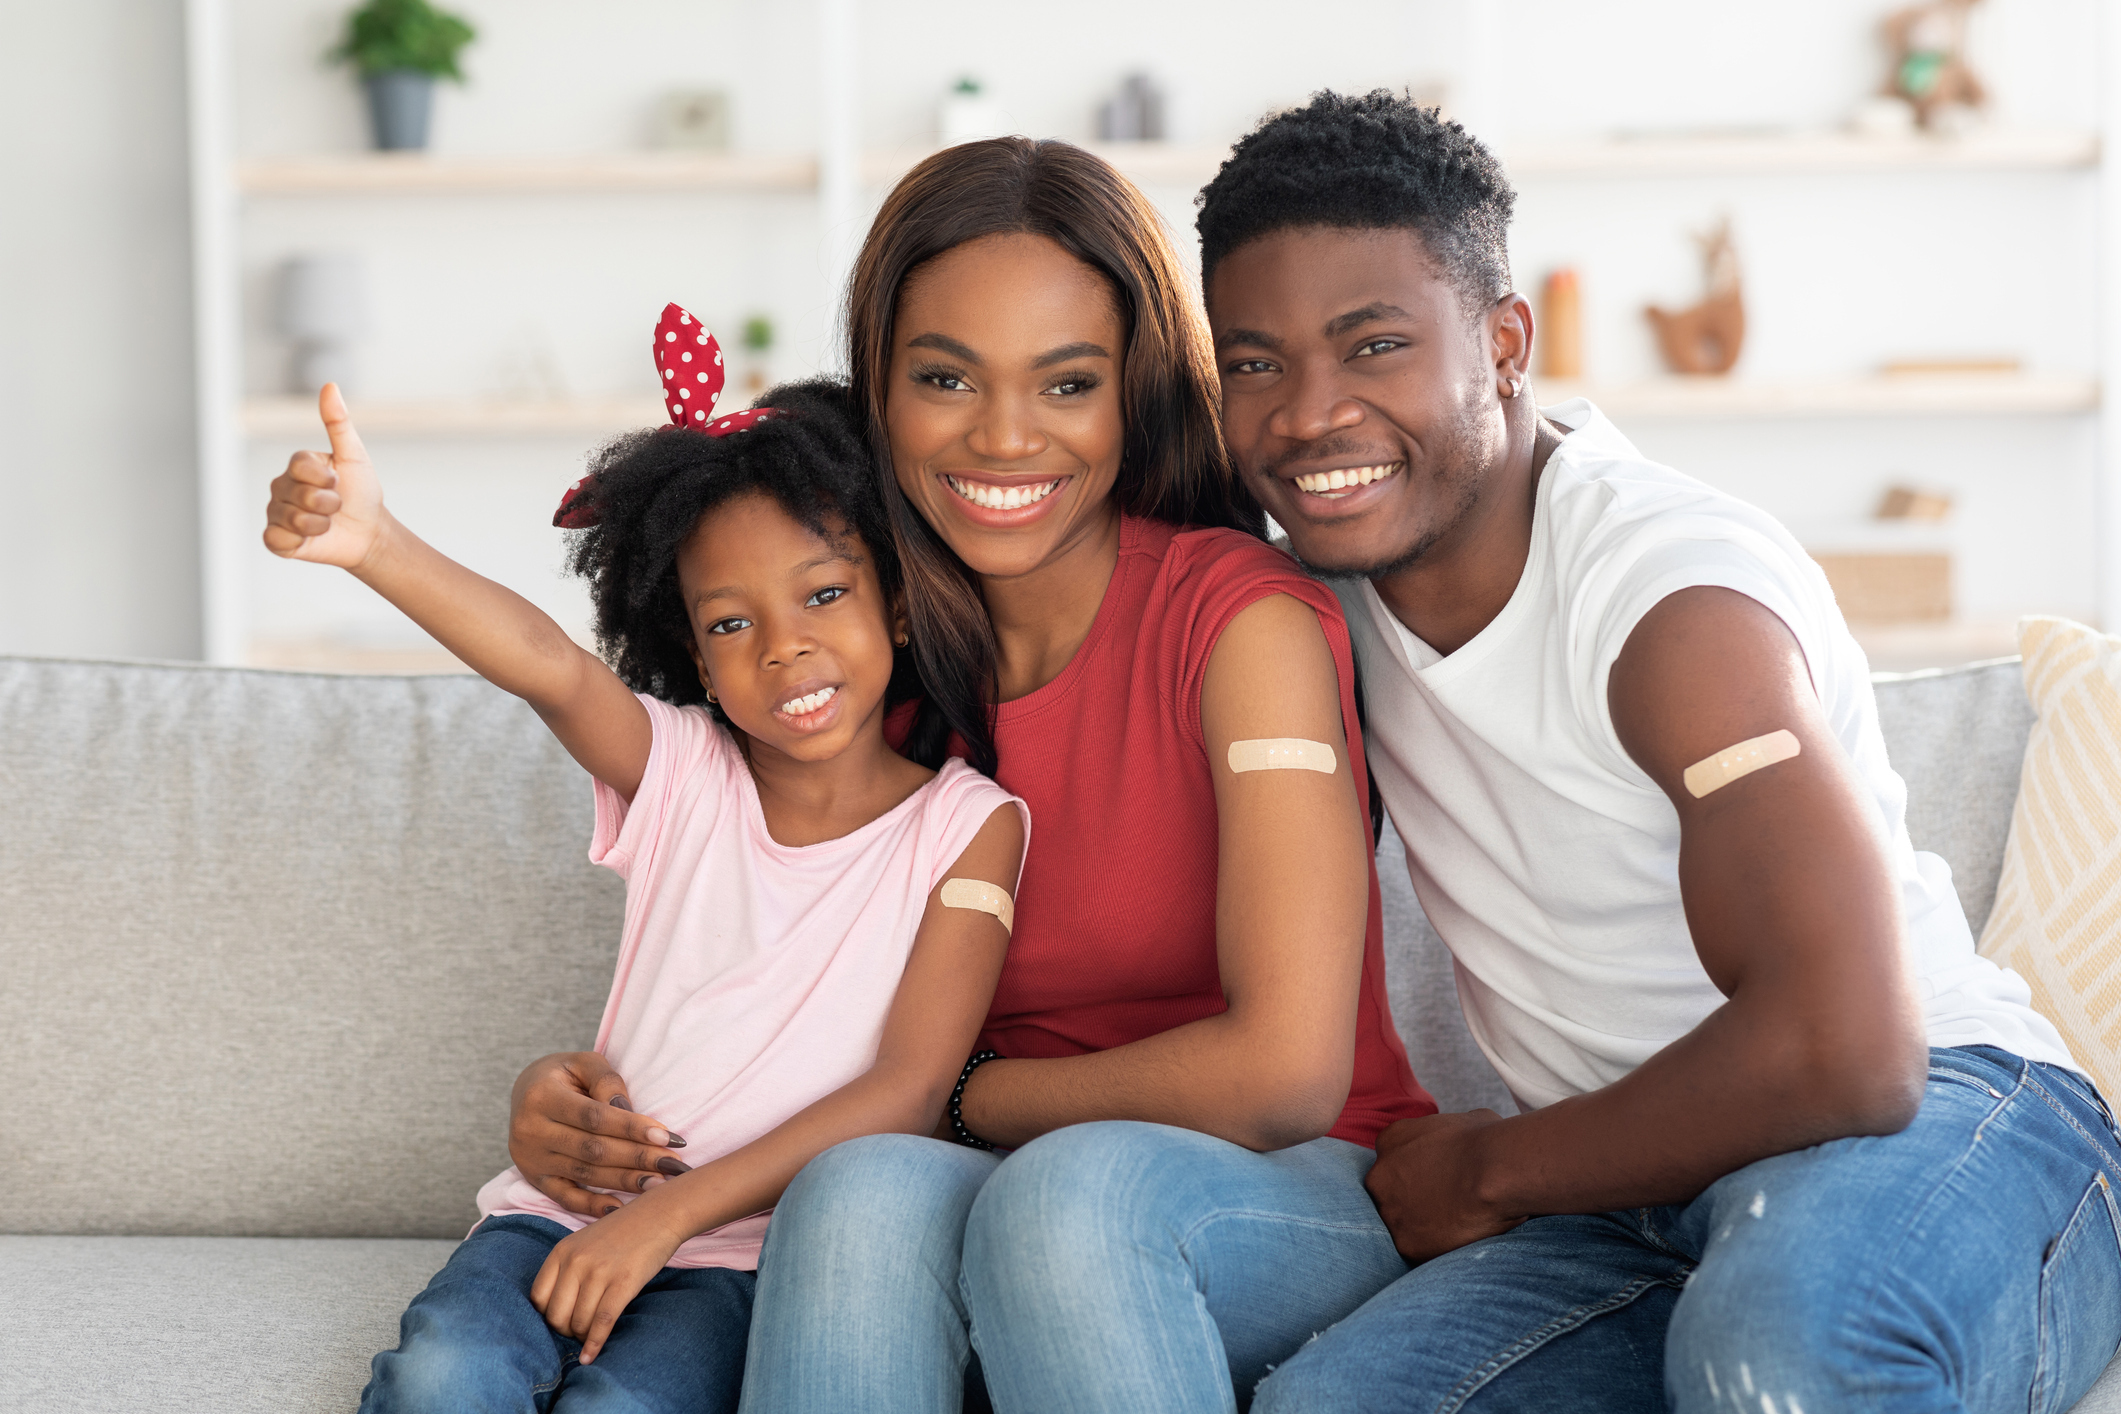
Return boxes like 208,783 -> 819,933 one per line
637,1173 -> 654,1191
643,1175 -> 667,1189
656,1156 -> 692,1176
665,1132 -> 687,1148
601,1205 -> 620,1217
609,1095 -> 632,1111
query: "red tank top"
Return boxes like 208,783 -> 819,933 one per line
902,515 -> 1435,1146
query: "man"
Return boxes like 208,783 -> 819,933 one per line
1196,91 -> 2121,1412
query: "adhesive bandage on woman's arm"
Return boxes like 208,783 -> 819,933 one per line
1682,729 -> 1801,799
941,878 -> 1014,935
1226,738 -> 1337,775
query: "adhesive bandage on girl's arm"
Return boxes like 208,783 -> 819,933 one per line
941,878 -> 1014,935
1682,729 -> 1801,799
1226,739 -> 1337,775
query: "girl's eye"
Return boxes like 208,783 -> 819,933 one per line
706,617 -> 751,636
1043,373 -> 1100,397
806,586 -> 847,608
1352,339 -> 1404,358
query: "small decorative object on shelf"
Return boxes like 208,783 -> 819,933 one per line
1880,0 -> 1986,132
938,77 -> 1007,149
328,0 -> 477,152
654,90 -> 732,151
277,253 -> 368,395
1097,73 -> 1168,143
1537,269 -> 1582,380
1644,218 -> 1745,376
741,315 -> 774,400
1876,483 -> 1954,521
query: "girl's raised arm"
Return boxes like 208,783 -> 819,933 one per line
263,384 -> 652,799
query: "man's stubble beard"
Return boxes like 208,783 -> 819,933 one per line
1276,405 -> 1490,585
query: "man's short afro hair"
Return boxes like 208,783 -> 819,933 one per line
1196,89 -> 1516,318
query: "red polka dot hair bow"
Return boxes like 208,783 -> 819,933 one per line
553,302 -> 777,529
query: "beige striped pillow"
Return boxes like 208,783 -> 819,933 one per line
1978,616 -> 2121,1099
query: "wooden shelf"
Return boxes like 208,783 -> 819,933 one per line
231,130 -> 2099,200
1505,128 -> 2099,177
242,395 -> 668,438
237,151 -> 817,195
1537,373 -> 2099,419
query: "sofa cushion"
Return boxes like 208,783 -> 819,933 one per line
1977,619 -> 2121,1099
0,1235 -> 455,1412
0,657 -> 622,1239
1871,658 -> 2037,936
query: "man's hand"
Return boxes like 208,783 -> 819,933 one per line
530,1199 -> 685,1364
509,1053 -> 691,1219
262,384 -> 388,570
1365,1110 -> 1525,1264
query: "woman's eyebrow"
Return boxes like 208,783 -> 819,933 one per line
907,332 -> 981,363
1032,340 -> 1111,368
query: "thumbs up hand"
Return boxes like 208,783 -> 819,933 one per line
262,383 -> 388,570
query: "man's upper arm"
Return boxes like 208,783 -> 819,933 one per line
1605,586 -> 1901,998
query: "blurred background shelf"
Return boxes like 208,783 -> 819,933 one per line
237,150 -> 818,194
1505,128 -> 2099,177
242,395 -> 667,438
1538,373 -> 2100,419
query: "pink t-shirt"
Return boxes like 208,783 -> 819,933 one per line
476,695 -> 1026,1269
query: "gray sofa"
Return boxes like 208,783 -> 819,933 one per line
2,653 -> 2116,1412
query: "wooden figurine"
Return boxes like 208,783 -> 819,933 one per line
1645,219 -> 1745,376
1881,0 -> 1986,130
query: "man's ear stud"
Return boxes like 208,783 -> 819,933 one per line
1503,377 -> 1524,399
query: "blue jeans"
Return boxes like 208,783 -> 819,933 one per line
361,1214 -> 755,1414
740,1122 -> 1410,1413
1254,1047 -> 2121,1413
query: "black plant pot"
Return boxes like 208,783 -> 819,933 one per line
364,70 -> 435,151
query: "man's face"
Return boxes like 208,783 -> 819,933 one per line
1207,226 -> 1509,579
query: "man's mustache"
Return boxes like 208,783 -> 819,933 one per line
1255,438 -> 1406,481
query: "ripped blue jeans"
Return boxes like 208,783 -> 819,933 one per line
1256,1047 -> 2121,1414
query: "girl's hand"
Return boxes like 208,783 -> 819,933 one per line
262,383 -> 387,571
509,1053 -> 692,1218
529,1200 -> 685,1364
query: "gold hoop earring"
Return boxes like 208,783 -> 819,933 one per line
705,689 -> 717,704
894,633 -> 909,647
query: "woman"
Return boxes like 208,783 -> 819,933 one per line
505,139 -> 1435,1412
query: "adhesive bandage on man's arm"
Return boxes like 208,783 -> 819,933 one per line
941,878 -> 1014,935
1682,729 -> 1801,799
1226,738 -> 1337,775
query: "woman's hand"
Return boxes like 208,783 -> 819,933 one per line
530,1199 -> 686,1364
508,1053 -> 691,1218
262,383 -> 388,570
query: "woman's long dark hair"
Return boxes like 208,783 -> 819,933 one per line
846,137 -> 1265,777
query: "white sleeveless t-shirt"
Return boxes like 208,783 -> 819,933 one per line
1336,399 -> 2075,1112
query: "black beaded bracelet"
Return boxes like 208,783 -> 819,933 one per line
949,1049 -> 1002,1150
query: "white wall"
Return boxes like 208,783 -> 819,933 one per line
0,0 -> 201,660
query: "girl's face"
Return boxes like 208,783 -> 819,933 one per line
678,493 -> 903,763
885,232 -> 1128,581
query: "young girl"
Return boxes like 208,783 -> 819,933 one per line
262,308 -> 1026,1414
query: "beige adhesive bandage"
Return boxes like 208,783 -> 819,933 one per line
941,878 -> 1014,935
1226,738 -> 1337,776
1682,729 -> 1801,799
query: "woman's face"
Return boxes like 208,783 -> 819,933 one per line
885,232 -> 1127,581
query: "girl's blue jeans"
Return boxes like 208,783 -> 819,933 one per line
359,1214 -> 754,1414
741,1047 -> 2121,1414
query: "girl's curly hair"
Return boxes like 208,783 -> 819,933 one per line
562,378 -> 965,770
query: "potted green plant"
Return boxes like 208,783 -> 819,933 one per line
328,0 -> 477,152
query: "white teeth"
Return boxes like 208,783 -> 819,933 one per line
1291,463 -> 1403,496
778,685 -> 838,716
946,476 -> 1060,511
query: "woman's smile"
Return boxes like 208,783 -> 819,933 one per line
938,471 -> 1072,526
